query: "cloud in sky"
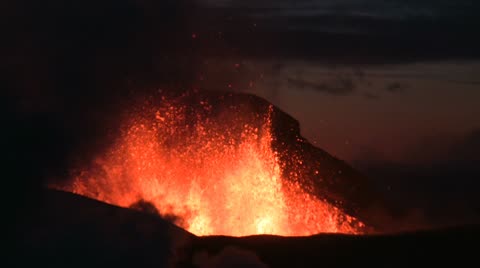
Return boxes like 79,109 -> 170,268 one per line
286,77 -> 356,96
363,92 -> 380,100
385,82 -> 408,93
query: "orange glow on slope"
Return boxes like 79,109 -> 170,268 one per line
56,94 -> 364,236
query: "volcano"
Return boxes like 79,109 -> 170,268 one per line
15,91 -> 479,268
50,90 -> 386,236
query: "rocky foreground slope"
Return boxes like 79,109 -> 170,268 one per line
15,190 -> 479,268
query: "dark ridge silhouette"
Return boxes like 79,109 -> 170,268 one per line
185,224 -> 479,268
15,189 -> 480,268
16,189 -> 193,268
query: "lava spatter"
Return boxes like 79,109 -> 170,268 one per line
56,94 -> 364,236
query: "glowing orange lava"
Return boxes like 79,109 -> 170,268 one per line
55,94 -> 364,236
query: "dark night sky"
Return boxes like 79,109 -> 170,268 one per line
190,0 -> 480,163
190,0 -> 480,220
4,0 -> 480,223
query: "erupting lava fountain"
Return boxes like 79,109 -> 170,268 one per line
53,91 -> 366,236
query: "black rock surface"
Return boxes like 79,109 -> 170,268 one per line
15,190 -> 479,268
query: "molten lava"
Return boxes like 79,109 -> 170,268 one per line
55,93 -> 364,236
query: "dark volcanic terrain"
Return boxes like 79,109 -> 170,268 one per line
15,189 -> 479,268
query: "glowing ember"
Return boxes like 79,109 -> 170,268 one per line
55,94 -> 364,236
